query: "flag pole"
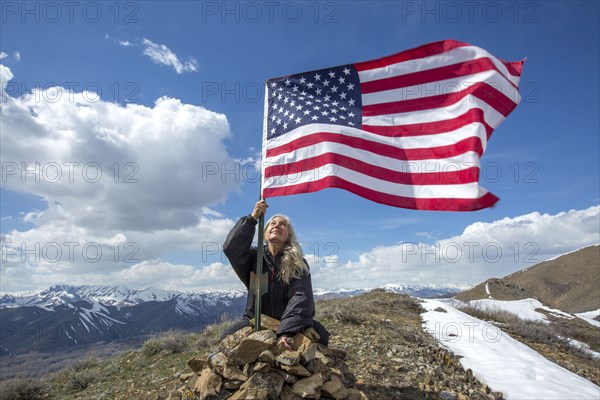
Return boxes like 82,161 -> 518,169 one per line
254,205 -> 264,332
255,80 -> 269,332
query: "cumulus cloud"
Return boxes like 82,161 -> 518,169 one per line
141,39 -> 198,74
311,206 -> 600,289
0,65 -> 247,291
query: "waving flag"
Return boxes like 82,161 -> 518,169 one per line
261,40 -> 524,211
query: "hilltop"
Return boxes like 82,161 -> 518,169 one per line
454,244 -> 600,313
1,291 -> 502,400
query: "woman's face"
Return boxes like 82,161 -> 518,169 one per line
265,216 -> 290,245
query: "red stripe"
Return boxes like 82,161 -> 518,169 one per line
362,108 -> 493,139
363,82 -> 517,118
355,40 -> 470,72
264,152 -> 480,185
361,57 -> 518,95
263,176 -> 499,211
266,132 -> 484,160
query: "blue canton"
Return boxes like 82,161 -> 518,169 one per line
266,64 -> 362,139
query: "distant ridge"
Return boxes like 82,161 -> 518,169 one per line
504,244 -> 600,313
454,245 -> 600,313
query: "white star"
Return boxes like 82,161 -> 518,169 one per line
303,110 -> 310,115
311,115 -> 318,121
270,82 -> 278,88
283,97 -> 289,103
290,100 -> 296,106
331,86 -> 338,93
284,110 -> 289,116
277,94 -> 282,100
306,101 -> 313,105
329,116 -> 337,122
324,95 -> 331,101
348,99 -> 356,106
343,67 -> 351,75
314,73 -> 321,81
295,117 -> 301,123
292,86 -> 299,92
322,110 -> 329,116
307,82 -> 314,89
340,115 -> 346,120
340,92 -> 347,99
314,105 -> 321,111
300,91 -> 307,96
331,108 -> 338,114
348,112 -> 355,117
271,115 -> 277,121
299,77 -> 306,84
347,83 -> 355,90
271,127 -> 276,134
340,106 -> 347,111
323,79 -> 330,86
289,113 -> 295,119
348,121 -> 354,126
285,79 -> 291,86
276,118 -> 282,125
283,122 -> 288,129
296,104 -> 303,110
338,77 -> 345,84
316,88 -> 322,95
332,101 -> 339,106
328,71 -> 335,78
278,106 -> 284,113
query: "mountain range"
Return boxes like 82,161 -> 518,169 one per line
0,283 -> 466,356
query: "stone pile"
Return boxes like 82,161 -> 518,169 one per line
171,316 -> 366,400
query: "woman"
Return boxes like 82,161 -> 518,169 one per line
222,199 -> 329,348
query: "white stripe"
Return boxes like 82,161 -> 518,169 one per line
358,45 -> 521,87
264,141 -> 482,174
362,96 -> 506,130
263,164 -> 489,199
361,69 -> 521,107
265,119 -> 489,153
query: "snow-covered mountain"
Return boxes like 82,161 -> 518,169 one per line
0,285 -> 247,356
0,283 -> 466,355
0,284 -> 245,309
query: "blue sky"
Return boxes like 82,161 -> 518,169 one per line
1,1 -> 598,292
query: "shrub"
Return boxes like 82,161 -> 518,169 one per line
66,369 -> 96,391
0,376 -> 47,400
141,330 -> 192,356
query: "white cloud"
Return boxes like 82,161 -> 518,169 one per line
141,39 -> 198,74
0,52 -> 7,60
311,205 -> 600,290
0,65 -> 247,292
14,51 -> 20,61
118,40 -> 134,47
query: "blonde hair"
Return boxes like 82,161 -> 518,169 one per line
264,214 -> 309,284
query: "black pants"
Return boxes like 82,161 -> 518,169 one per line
220,318 -> 330,347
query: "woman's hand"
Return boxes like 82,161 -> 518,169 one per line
277,335 -> 293,351
251,199 -> 268,220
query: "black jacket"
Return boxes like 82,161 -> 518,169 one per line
223,215 -> 315,338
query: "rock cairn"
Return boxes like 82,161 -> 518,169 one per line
171,315 -> 366,400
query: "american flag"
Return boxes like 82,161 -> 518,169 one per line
261,40 -> 524,211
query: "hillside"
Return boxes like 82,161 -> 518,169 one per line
454,245 -> 600,313
1,291 -> 503,400
505,245 -> 600,313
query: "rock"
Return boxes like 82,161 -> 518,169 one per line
222,364 -> 247,381
276,350 -> 301,367
209,352 -> 228,374
302,327 -> 320,343
254,361 -> 271,373
322,376 -> 348,399
281,363 -> 312,377
434,307 -> 448,313
193,368 -> 222,398
250,314 -> 281,331
258,349 -> 277,365
230,330 -> 277,364
179,372 -> 195,382
291,373 -> 323,398
231,371 -> 284,400
220,326 -> 253,356
301,343 -> 318,364
188,355 -> 210,373
346,388 -> 368,400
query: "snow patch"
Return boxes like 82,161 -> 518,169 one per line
421,299 -> 600,399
